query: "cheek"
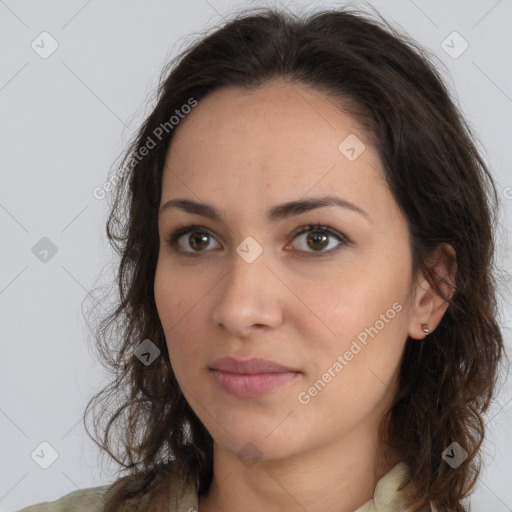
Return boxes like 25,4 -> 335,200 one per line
298,259 -> 409,374
154,259 -> 204,328
325,252 -> 410,324
297,269 -> 382,340
154,265 -> 201,365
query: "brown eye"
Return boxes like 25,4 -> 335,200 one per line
290,225 -> 347,257
187,232 -> 210,251
166,223 -> 348,258
305,231 -> 329,251
166,226 -> 221,254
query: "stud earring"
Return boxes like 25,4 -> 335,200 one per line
422,324 -> 430,337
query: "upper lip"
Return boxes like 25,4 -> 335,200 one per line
210,357 -> 299,374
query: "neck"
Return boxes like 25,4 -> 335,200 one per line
198,426 -> 402,512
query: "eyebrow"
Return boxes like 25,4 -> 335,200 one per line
159,195 -> 370,223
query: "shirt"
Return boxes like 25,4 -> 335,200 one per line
18,461 -> 437,511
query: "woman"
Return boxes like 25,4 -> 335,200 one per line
20,5 -> 505,512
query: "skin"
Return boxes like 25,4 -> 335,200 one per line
154,79 -> 452,512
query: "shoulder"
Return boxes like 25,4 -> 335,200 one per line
18,484 -> 110,512
18,465 -> 198,512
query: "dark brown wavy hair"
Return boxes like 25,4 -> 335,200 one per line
83,5 -> 507,511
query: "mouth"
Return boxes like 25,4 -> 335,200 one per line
209,357 -> 301,398
210,356 -> 299,374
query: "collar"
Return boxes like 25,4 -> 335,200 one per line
354,462 -> 416,511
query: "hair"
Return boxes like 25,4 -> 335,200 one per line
83,4 -> 507,511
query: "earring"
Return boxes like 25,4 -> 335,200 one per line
422,324 -> 430,337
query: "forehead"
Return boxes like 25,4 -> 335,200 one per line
161,80 -> 388,220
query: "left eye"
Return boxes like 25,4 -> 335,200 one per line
290,225 -> 347,256
166,224 -> 348,257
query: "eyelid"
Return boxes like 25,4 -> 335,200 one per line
165,223 -> 349,257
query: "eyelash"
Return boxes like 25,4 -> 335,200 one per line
165,223 -> 349,258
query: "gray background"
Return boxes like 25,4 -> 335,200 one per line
1,0 -> 511,510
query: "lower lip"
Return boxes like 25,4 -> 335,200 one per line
210,369 -> 300,398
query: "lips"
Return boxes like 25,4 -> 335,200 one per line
210,357 -> 299,374
209,357 -> 301,398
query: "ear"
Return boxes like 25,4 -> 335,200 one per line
408,243 -> 457,340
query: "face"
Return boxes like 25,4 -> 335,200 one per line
154,79 -> 420,462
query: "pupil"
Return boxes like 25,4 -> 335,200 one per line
190,232 -> 209,250
307,231 -> 328,251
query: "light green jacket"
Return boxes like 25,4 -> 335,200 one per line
18,462 -> 437,511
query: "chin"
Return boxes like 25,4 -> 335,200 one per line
206,416 -> 308,463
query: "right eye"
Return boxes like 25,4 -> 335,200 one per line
166,224 -> 221,255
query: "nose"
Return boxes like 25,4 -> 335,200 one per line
211,249 -> 284,338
